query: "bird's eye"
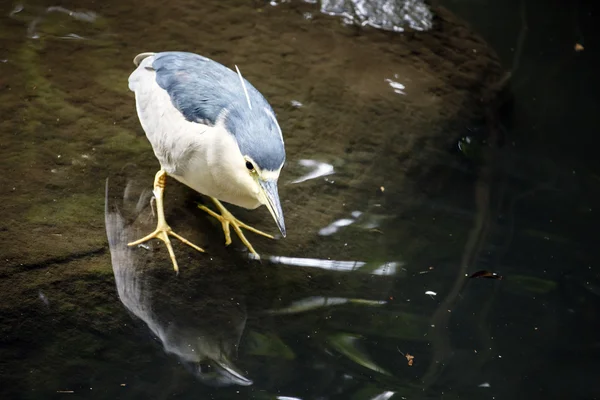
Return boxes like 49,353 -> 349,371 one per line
245,161 -> 255,171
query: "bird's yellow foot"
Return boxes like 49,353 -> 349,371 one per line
127,169 -> 204,273
128,221 -> 205,273
198,197 -> 274,259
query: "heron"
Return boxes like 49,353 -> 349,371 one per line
127,51 -> 286,272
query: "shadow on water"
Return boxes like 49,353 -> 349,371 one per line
1,0 -> 599,399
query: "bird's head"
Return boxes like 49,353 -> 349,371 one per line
224,65 -> 287,238
239,153 -> 286,238
212,103 -> 286,238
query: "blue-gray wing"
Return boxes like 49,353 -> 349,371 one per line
149,51 -> 285,171
152,52 -> 257,126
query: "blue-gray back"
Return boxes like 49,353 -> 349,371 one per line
152,52 -> 285,171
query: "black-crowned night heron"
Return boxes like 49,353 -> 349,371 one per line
127,51 -> 286,272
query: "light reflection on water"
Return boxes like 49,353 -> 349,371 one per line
318,209 -> 390,236
369,391 -> 395,400
266,296 -> 386,315
385,76 -> 406,95
255,254 -> 402,276
289,159 -> 334,184
317,216 -> 354,235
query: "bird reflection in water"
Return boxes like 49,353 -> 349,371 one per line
104,180 -> 252,387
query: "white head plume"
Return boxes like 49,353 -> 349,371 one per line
234,65 -> 252,111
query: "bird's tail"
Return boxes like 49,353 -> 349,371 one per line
133,52 -> 155,66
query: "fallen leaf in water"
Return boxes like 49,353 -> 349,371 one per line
397,347 -> 415,366
575,43 -> 584,52
469,270 -> 503,280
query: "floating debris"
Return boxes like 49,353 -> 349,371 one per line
469,270 -> 503,280
397,347 -> 415,366
575,43 -> 584,52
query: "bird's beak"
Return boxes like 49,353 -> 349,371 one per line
259,179 -> 286,237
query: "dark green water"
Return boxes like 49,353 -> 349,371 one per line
1,0 -> 598,399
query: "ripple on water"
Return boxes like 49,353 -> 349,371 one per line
9,3 -> 109,42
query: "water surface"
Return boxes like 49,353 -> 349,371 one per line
0,0 -> 598,399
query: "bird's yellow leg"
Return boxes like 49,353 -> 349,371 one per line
128,169 -> 205,273
198,197 -> 274,258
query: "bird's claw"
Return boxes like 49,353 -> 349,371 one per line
198,198 -> 274,258
128,223 -> 205,273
